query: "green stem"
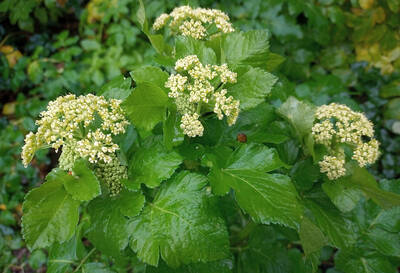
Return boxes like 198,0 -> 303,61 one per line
196,102 -> 202,115
72,248 -> 96,273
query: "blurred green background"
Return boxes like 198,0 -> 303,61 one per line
0,0 -> 399,272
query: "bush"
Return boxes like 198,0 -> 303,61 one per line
1,0 -> 400,272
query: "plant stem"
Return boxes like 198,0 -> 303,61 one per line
73,248 -> 96,273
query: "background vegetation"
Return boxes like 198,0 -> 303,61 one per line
0,0 -> 399,272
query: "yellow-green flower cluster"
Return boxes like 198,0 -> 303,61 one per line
21,94 -> 129,167
94,153 -> 127,196
311,103 -> 380,180
153,6 -> 234,39
165,55 -> 239,137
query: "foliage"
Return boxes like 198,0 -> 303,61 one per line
1,0 -> 400,272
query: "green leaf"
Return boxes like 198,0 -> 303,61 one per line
366,228 -> 400,257
61,160 -> 101,202
122,82 -> 169,131
265,53 -> 286,71
81,262 -> 116,273
384,98 -> 400,120
344,166 -> 400,209
335,248 -> 397,273
98,75 -> 132,100
47,232 -> 84,273
222,30 -> 271,69
175,36 -> 217,65
322,182 -> 363,213
87,190 -> 145,257
145,259 -> 232,273
225,143 -> 288,172
130,66 -> 168,91
305,200 -> 357,248
299,217 -> 327,257
277,96 -> 315,142
228,67 -> 277,110
223,170 -> 303,228
380,80 -> 400,98
128,136 -> 182,189
130,172 -> 230,267
22,172 -> 80,250
291,158 -> 320,191
209,143 -> 288,195
163,107 -> 184,150
371,206 -> 400,232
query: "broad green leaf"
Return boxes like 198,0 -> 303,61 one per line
228,67 -> 277,110
98,75 -> 132,100
47,231 -> 84,273
61,160 -> 101,202
223,170 -> 303,228
277,96 -> 315,143
81,262 -> 116,273
345,166 -> 400,209
366,228 -> 400,257
371,206 -> 400,232
175,36 -> 217,65
145,259 -> 232,273
291,158 -> 320,191
222,30 -> 270,69
130,172 -> 230,267
22,173 -> 80,250
122,82 -> 169,131
237,226 -> 312,273
128,136 -> 182,189
130,66 -> 168,92
163,107 -> 184,150
335,248 -> 397,273
384,98 -> 400,120
266,53 -> 286,72
221,102 -> 289,145
209,143 -> 288,195
225,143 -> 288,172
305,200 -> 357,248
87,190 -> 145,257
322,182 -> 363,213
299,217 -> 327,257
380,80 -> 400,98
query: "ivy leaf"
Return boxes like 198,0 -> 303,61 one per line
61,160 -> 101,202
277,96 -> 315,142
22,172 -> 80,250
130,172 -> 230,267
222,30 -> 271,69
130,66 -> 169,92
228,67 -> 277,110
87,190 -> 145,257
335,247 -> 397,273
122,82 -> 169,131
97,75 -> 132,100
128,136 -> 182,189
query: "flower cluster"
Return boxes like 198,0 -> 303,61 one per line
312,103 -> 380,180
153,6 -> 234,39
22,94 -> 129,167
94,154 -> 128,196
165,55 -> 240,137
